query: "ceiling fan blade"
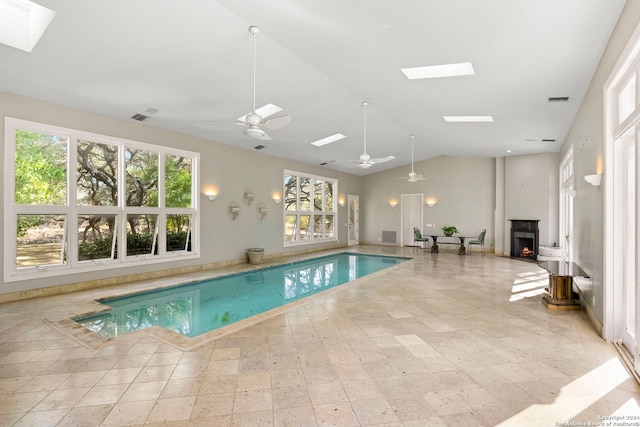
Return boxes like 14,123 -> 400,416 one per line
263,114 -> 291,129
370,156 -> 395,164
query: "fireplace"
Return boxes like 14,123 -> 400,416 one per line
510,219 -> 539,260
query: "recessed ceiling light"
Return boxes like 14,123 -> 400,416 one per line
238,103 -> 282,122
401,62 -> 475,80
443,116 -> 494,122
311,133 -> 346,147
0,0 -> 55,52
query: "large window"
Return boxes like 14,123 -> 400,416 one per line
4,118 -> 199,282
284,170 -> 336,245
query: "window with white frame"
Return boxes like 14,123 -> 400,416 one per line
4,117 -> 199,282
284,170 -> 336,245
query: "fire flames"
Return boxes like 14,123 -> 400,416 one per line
521,247 -> 535,257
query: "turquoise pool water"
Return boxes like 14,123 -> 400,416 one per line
76,252 -> 407,338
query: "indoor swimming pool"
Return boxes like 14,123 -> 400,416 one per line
76,252 -> 407,339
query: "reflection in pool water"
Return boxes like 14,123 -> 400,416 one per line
77,253 -> 407,338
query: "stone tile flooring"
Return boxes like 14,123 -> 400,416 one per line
1,246 -> 639,426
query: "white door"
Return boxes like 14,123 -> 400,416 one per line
610,127 -> 638,373
622,134 -> 637,360
559,148 -> 574,262
348,195 -> 359,246
401,194 -> 424,246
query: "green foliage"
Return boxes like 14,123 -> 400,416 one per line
17,215 -> 42,238
442,225 -> 458,235
165,155 -> 192,208
126,232 -> 157,256
167,231 -> 191,251
77,231 -> 191,259
79,237 -> 116,261
15,130 -> 67,205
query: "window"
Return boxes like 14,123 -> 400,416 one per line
4,118 -> 199,282
618,73 -> 636,124
284,170 -> 337,245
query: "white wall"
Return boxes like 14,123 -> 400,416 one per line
360,156 -> 496,248
0,92 -> 362,295
559,1 -> 640,325
504,153 -> 560,252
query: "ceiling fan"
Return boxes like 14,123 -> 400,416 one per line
397,134 -> 425,182
341,101 -> 394,169
210,26 -> 290,141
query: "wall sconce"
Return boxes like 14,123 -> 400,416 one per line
338,196 -> 346,207
243,189 -> 255,205
272,193 -> 282,204
204,192 -> 218,201
426,199 -> 437,208
257,202 -> 267,220
584,174 -> 602,187
228,201 -> 240,220
389,199 -> 398,208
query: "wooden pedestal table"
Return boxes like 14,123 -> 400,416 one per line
538,261 -> 587,310
429,235 -> 472,255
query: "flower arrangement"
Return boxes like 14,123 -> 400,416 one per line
442,225 -> 458,236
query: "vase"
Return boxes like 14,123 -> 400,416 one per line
247,248 -> 264,265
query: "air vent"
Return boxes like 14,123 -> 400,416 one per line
131,113 -> 150,122
254,145 -> 266,150
542,139 -> 556,142
548,97 -> 569,102
320,162 -> 328,166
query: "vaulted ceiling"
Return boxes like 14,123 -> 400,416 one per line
0,0 -> 626,174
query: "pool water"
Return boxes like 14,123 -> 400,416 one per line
76,253 -> 407,338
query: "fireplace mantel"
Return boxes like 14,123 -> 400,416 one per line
509,219 -> 539,260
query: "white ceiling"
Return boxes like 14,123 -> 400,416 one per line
0,0 -> 626,175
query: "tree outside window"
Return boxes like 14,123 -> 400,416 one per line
283,170 -> 337,245
6,118 -> 199,281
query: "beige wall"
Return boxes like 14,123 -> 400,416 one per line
0,92 -> 362,295
1,91 -> 566,297
559,0 -> 640,325
360,156 -> 496,248
504,153 -> 560,252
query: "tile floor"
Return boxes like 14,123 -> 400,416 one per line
1,245 -> 639,426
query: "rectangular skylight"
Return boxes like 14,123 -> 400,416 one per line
0,0 -> 55,52
311,133 -> 346,147
443,116 -> 494,122
238,103 -> 282,122
401,62 -> 475,80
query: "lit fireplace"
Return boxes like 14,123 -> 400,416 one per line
521,246 -> 535,257
509,219 -> 539,260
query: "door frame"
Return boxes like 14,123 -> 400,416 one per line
347,194 -> 359,246
559,146 -> 574,263
400,193 -> 424,246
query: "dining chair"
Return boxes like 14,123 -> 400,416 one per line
468,229 -> 486,256
413,227 -> 429,251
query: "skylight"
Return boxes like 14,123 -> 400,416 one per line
443,116 -> 494,122
0,0 -> 55,52
311,133 -> 346,147
401,62 -> 475,80
238,103 -> 282,122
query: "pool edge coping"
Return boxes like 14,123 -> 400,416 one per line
45,249 -> 414,352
